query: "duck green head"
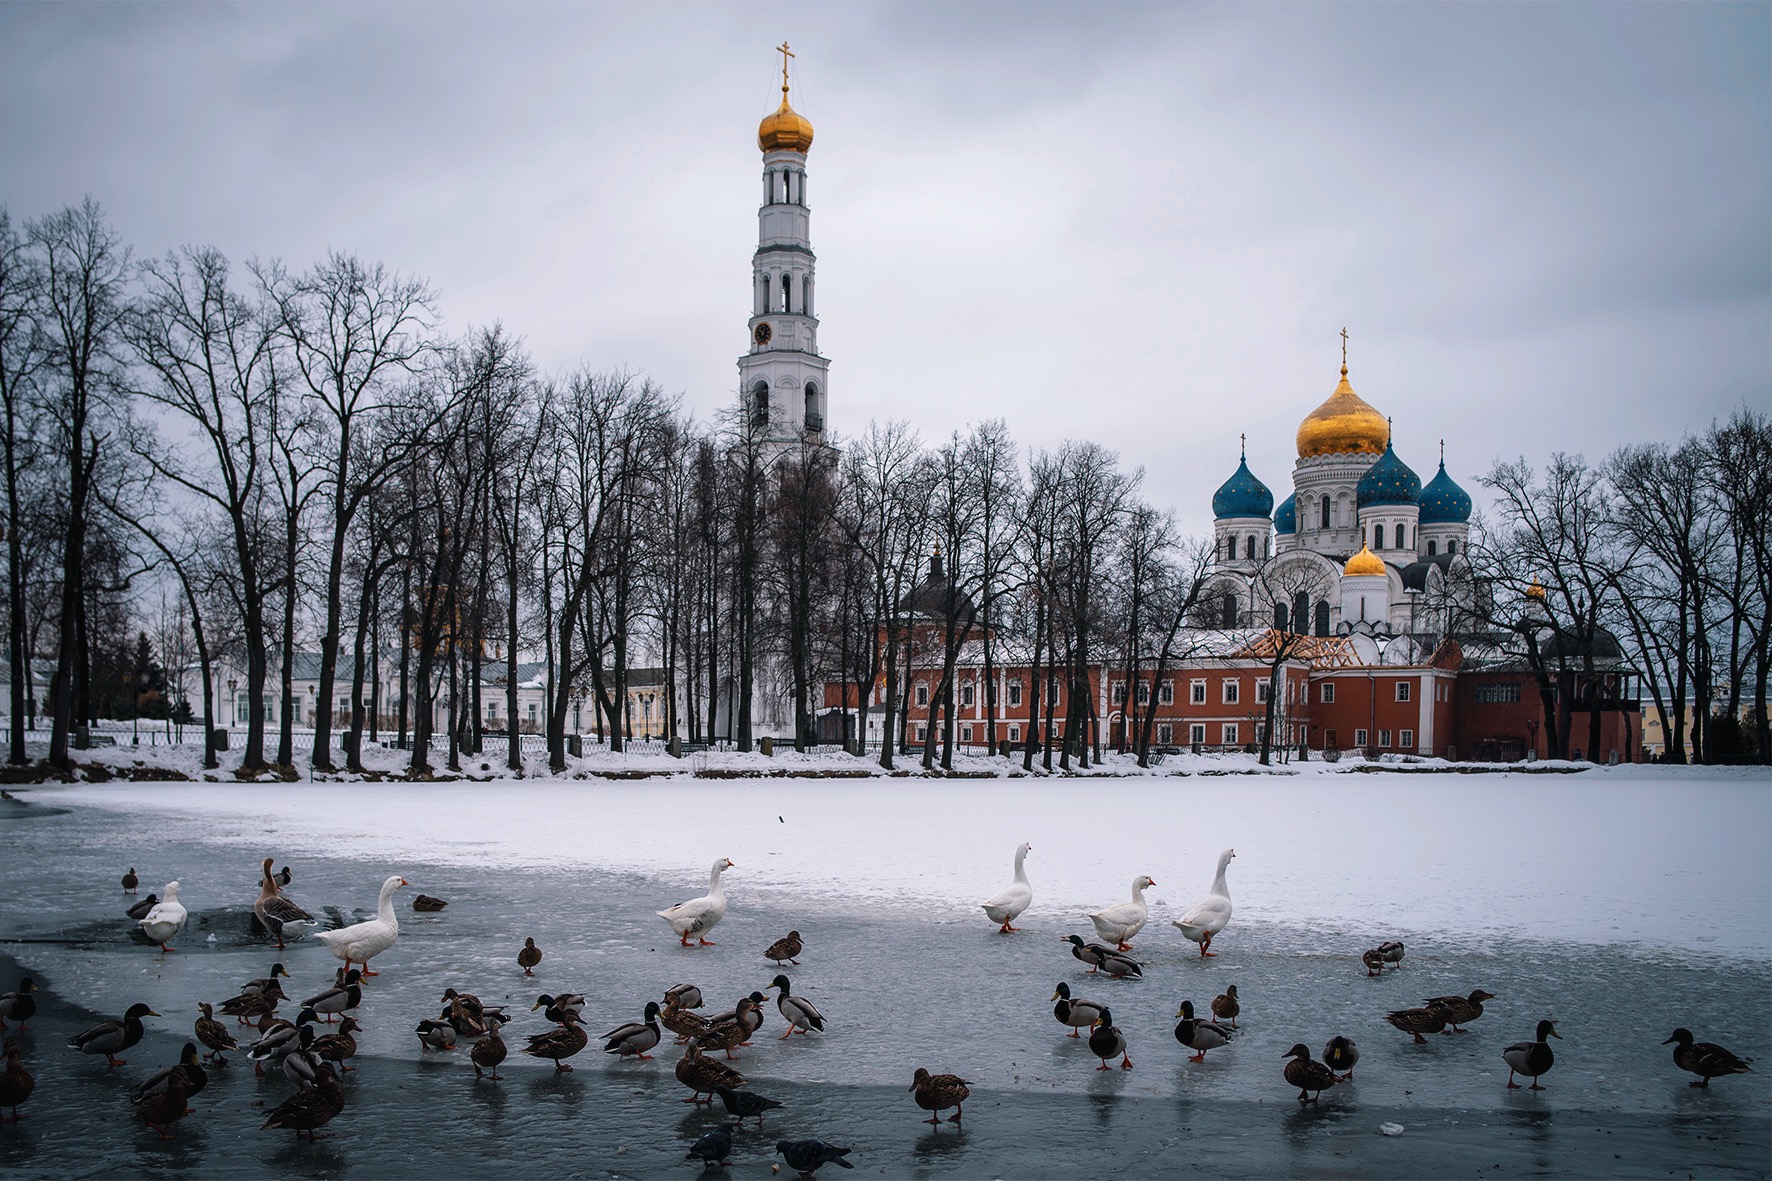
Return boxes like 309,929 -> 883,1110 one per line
1052,982 -> 1071,1001
1537,1020 -> 1562,1041
643,1001 -> 661,1021
1064,935 -> 1086,948
124,1002 -> 159,1020
1176,1000 -> 1196,1020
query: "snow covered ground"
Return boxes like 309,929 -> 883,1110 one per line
0,764 -> 1765,1178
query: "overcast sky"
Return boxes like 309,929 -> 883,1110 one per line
2,2 -> 1766,532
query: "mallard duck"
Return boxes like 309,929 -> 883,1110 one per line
657,858 -> 735,947
411,894 -> 448,912
677,1037 -> 746,1103
664,982 -> 704,1010
517,937 -> 542,976
699,999 -> 761,1060
235,962 -> 292,997
1283,1043 -> 1338,1102
1051,981 -> 1104,1038
1064,934 -> 1107,972
470,1014 -> 507,1080
1097,947 -> 1144,979
765,930 -> 804,965
302,969 -> 362,1024
1503,1020 -> 1561,1090
122,868 -> 139,894
1174,1000 -> 1233,1062
281,1028 -> 325,1088
982,842 -> 1033,934
1323,1035 -> 1359,1079
769,974 -> 824,1038
0,978 -> 37,1031
415,1018 -> 457,1052
776,1138 -> 853,1177
686,1120 -> 739,1168
1424,989 -> 1496,1033
311,1015 -> 361,1072
707,992 -> 767,1041
254,858 -> 316,948
1088,1008 -> 1131,1070
1211,984 -> 1241,1029
531,992 -> 586,1024
125,893 -> 158,921
135,1066 -> 190,1139
714,1083 -> 784,1125
522,1010 -> 587,1070
601,1001 -> 663,1060
247,1008 -> 317,1075
0,1040 -> 34,1122
1663,1028 -> 1753,1087
662,996 -> 710,1044
314,874 -> 407,976
1378,940 -> 1406,966
274,865 -> 292,888
220,981 -> 285,1026
1088,875 -> 1154,950
68,1002 -> 157,1067
137,881 -> 187,952
133,1042 -> 207,1112
1173,849 -> 1235,957
910,1067 -> 971,1124
260,1061 -> 344,1139
440,988 -> 502,1036
1386,1002 -> 1451,1044
1361,948 -> 1386,976
194,1004 -> 238,1064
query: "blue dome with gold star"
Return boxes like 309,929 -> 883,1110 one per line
1418,459 -> 1472,524
1212,454 -> 1274,520
1274,492 -> 1297,535
1356,440 -> 1421,508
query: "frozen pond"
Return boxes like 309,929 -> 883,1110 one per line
0,767 -> 1766,1178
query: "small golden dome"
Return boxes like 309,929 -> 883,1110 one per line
1343,544 -> 1386,576
758,94 -> 814,154
1296,365 -> 1389,459
1526,581 -> 1546,600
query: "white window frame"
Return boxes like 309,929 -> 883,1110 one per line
1110,681 -> 1125,706
1190,723 -> 1206,744
1222,679 -> 1239,705
915,682 -> 929,707
1256,680 -> 1270,704
1321,682 -> 1336,704
1378,729 -> 1392,748
1190,680 -> 1206,704
1222,723 -> 1239,745
1396,681 -> 1411,703
961,683 -> 975,707
1399,729 -> 1415,749
1354,727 -> 1369,747
1136,681 -> 1150,706
961,724 -> 972,743
1008,724 -> 1020,742
1159,681 -> 1174,706
1007,680 -> 1022,707
1157,722 -> 1172,745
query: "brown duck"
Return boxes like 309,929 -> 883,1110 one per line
517,937 -> 542,976
1211,984 -> 1240,1029
764,931 -> 804,966
194,1003 -> 238,1064
412,894 -> 448,912
0,1040 -> 33,1123
1361,948 -> 1386,976
261,1061 -> 345,1139
1422,989 -> 1496,1033
471,1015 -> 508,1080
135,1068 -> 190,1139
662,996 -> 710,1044
910,1068 -> 971,1125
311,1015 -> 362,1072
521,1010 -> 588,1071
1664,1028 -> 1753,1087
1283,1043 -> 1339,1103
676,1038 -> 746,1104
220,980 -> 285,1026
1385,1001 -> 1451,1044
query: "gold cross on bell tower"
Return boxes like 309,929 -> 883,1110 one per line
1340,326 -> 1350,371
777,41 -> 795,97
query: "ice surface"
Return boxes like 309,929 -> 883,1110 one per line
0,766 -> 1765,1178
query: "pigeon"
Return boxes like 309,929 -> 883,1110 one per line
686,1121 -> 738,1168
713,1083 -> 784,1125
776,1138 -> 854,1176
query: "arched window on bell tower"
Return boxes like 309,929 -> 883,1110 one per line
804,382 -> 820,431
1320,495 -> 1331,529
750,380 -> 769,429
780,273 -> 791,314
1220,592 -> 1238,629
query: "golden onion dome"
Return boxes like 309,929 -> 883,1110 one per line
1526,580 -> 1546,600
758,94 -> 814,155
1296,365 -> 1389,459
1343,544 -> 1386,577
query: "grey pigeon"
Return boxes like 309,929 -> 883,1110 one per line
714,1083 -> 784,1124
777,1139 -> 854,1176
686,1121 -> 738,1168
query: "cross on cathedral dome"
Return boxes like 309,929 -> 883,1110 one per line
758,42 -> 815,154
1355,437 -> 1422,507
1211,442 -> 1274,520
1418,449 -> 1473,524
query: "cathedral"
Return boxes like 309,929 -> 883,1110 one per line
1206,344 -> 1476,663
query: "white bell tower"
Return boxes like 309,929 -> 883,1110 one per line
739,43 -> 830,447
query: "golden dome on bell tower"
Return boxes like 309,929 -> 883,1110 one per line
758,42 -> 814,155
1343,544 -> 1387,576
1296,329 -> 1389,459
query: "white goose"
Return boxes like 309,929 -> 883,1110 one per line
138,881 -> 187,952
1088,875 -> 1154,951
981,842 -> 1033,933
658,858 -> 734,947
314,874 -> 407,976
1172,848 -> 1235,956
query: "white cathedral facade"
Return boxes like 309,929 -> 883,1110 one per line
1204,353 -> 1477,657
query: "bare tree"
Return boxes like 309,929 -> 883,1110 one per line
0,210 -> 46,763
